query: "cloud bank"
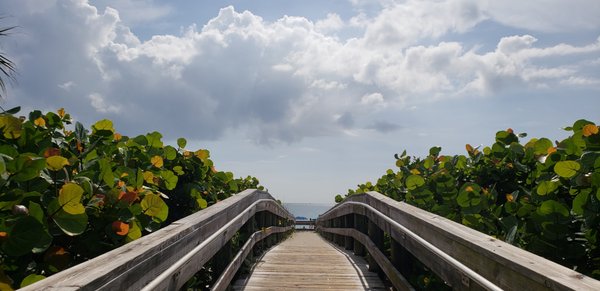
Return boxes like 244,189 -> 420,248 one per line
2,0 -> 599,143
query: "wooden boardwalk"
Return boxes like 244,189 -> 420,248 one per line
232,231 -> 387,290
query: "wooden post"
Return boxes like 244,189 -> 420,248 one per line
391,237 -> 413,279
212,239 -> 232,284
255,211 -> 266,254
335,217 -> 344,246
245,216 -> 256,265
368,219 -> 383,274
354,214 -> 366,256
344,214 -> 354,250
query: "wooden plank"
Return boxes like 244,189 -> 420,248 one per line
212,226 -> 292,291
324,227 -> 415,291
232,232 -> 387,290
317,192 -> 600,291
21,190 -> 294,291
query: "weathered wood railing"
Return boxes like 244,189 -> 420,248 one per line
316,191 -> 600,291
21,189 -> 294,291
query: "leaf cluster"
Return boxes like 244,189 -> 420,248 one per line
0,107 -> 262,289
340,120 -> 600,283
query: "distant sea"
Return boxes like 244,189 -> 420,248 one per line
283,203 -> 335,220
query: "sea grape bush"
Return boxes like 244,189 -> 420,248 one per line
0,107 -> 262,289
338,120 -> 600,281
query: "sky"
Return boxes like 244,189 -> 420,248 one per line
0,0 -> 599,203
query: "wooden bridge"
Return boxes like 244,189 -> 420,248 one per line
21,190 -> 600,290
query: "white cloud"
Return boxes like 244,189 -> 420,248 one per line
315,13 -> 344,33
88,93 -> 121,113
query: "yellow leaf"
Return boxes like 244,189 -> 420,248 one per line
143,171 -> 155,184
126,221 -> 142,242
46,156 -> 69,171
59,183 -> 85,215
465,186 -> 474,192
34,117 -> 46,127
410,168 -> 421,175
151,156 -> 163,168
0,115 -> 22,139
92,119 -> 115,134
195,149 -> 210,161
547,147 -> 557,155
582,124 -> 599,137
57,108 -> 66,118
114,133 -> 122,141
506,193 -> 514,202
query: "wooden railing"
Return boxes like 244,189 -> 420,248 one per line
21,189 -> 294,291
316,191 -> 600,291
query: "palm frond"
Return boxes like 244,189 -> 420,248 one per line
0,24 -> 17,98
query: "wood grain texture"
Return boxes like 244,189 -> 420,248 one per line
232,231 -> 388,291
317,191 -> 600,291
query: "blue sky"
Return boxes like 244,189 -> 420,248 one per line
1,0 -> 599,203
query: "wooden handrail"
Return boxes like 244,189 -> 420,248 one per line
21,189 -> 294,291
316,191 -> 600,291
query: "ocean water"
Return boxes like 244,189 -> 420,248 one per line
283,203 -> 335,220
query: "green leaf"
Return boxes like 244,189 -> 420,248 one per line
10,155 -> 46,182
538,200 -> 569,218
573,119 -> 593,132
160,170 -> 178,190
496,130 -> 518,145
2,216 -> 44,256
423,157 -> 434,169
534,138 -> 553,155
141,193 -> 168,222
554,161 -> 581,178
54,211 -> 88,236
406,175 -> 425,190
135,169 -> 144,189
4,106 -> 21,114
197,197 -> 208,209
49,199 -> 88,236
92,119 -> 115,135
173,166 -> 184,176
20,274 -> 46,288
28,201 -> 45,225
99,158 -> 115,187
536,180 -> 559,196
46,156 -> 69,171
164,146 -> 177,160
58,183 -> 85,215
429,146 -> 442,156
177,137 -> 187,149
572,191 -> 589,215
146,131 -> 163,148
456,183 -> 482,214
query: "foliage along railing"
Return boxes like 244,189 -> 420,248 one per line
336,120 -> 600,281
19,189 -> 294,290
318,191 -> 600,291
0,107 -> 263,289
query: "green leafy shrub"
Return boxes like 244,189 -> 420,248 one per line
0,107 -> 262,289
340,120 -> 600,281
